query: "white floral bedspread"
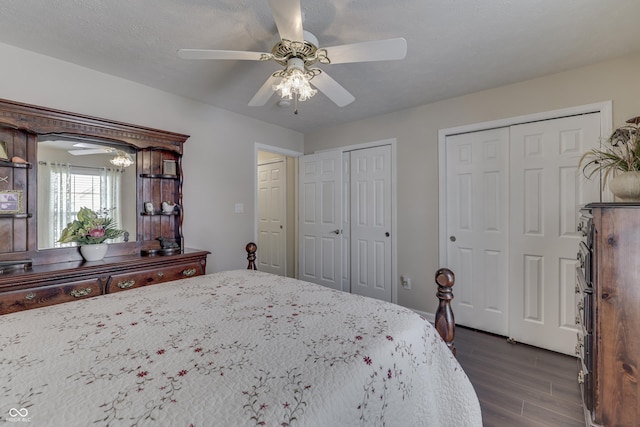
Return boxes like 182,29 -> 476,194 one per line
0,270 -> 481,426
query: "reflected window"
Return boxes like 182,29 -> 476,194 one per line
37,138 -> 136,250
39,162 -> 125,248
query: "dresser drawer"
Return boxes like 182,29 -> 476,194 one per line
0,278 -> 101,314
106,261 -> 204,293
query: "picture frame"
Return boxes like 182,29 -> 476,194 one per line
0,141 -> 8,161
163,160 -> 177,176
0,190 -> 24,214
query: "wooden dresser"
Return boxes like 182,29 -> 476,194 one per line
576,203 -> 640,426
0,249 -> 208,314
0,98 -> 209,313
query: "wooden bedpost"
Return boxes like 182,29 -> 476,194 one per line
246,242 -> 257,270
435,268 -> 456,356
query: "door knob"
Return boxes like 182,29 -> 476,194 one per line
385,232 -> 390,237
332,229 -> 341,234
450,236 -> 456,242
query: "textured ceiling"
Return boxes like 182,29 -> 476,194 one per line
1,0 -> 640,133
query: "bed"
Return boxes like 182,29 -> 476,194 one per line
0,267 -> 481,426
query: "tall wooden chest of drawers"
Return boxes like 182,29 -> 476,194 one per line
577,203 -> 640,426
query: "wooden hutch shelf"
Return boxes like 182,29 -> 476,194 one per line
0,98 -> 208,314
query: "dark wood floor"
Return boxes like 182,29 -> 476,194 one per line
455,326 -> 585,427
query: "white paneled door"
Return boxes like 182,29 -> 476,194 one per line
444,112 -> 601,355
299,145 -> 393,302
349,146 -> 392,301
508,114 -> 600,354
446,128 -> 510,336
298,150 -> 343,290
257,160 -> 285,276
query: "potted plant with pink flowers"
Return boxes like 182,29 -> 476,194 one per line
58,207 -> 125,261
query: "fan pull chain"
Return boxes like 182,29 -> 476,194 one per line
294,93 -> 299,115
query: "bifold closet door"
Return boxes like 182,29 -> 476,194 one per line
445,113 -> 601,355
298,150 -> 343,290
299,146 -> 393,303
349,145 -> 392,302
445,128 -> 510,336
508,113 -> 600,355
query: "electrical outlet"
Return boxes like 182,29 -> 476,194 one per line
401,275 -> 411,289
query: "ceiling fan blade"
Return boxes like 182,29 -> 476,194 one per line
268,0 -> 304,42
68,149 -> 112,156
73,142 -> 104,149
324,38 -> 407,64
248,74 -> 280,106
311,71 -> 355,107
177,49 -> 267,61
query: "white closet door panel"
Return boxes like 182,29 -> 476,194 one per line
257,161 -> 285,276
509,113 -> 601,355
350,145 -> 392,302
445,128 -> 510,335
298,151 -> 342,290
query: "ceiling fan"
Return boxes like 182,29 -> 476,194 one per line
68,143 -> 116,156
177,0 -> 407,112
68,143 -> 134,167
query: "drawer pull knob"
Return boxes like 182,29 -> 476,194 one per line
182,268 -> 197,277
117,279 -> 136,289
157,272 -> 164,277
24,292 -> 36,300
70,287 -> 93,298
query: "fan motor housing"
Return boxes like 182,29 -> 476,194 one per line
271,30 -> 324,66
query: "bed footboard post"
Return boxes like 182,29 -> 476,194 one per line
246,242 -> 257,270
435,268 -> 456,356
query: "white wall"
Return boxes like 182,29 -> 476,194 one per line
0,42 -> 304,272
305,53 -> 640,316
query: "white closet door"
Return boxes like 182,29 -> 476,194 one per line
445,128 -> 510,335
509,113 -> 600,355
349,145 -> 392,302
298,150 -> 343,290
257,160 -> 285,276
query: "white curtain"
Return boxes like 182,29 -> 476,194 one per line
38,162 -> 73,248
101,167 -> 124,243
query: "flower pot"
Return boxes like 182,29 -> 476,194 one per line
609,171 -> 640,202
80,243 -> 108,261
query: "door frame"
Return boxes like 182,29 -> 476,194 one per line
254,143 -> 303,277
313,138 -> 398,303
437,101 -> 612,265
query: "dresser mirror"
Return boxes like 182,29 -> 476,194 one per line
36,137 -> 137,250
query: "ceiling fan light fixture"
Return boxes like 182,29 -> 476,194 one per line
110,150 -> 134,168
272,57 -> 318,103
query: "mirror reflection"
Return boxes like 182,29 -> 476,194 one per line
37,137 -> 137,250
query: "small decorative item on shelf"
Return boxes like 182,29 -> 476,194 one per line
158,237 -> 180,249
140,237 -> 180,256
0,140 -> 8,160
580,116 -> 640,201
11,156 -> 28,164
58,207 -> 126,261
144,201 -> 154,214
163,160 -> 177,176
0,190 -> 24,214
161,201 -> 178,214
